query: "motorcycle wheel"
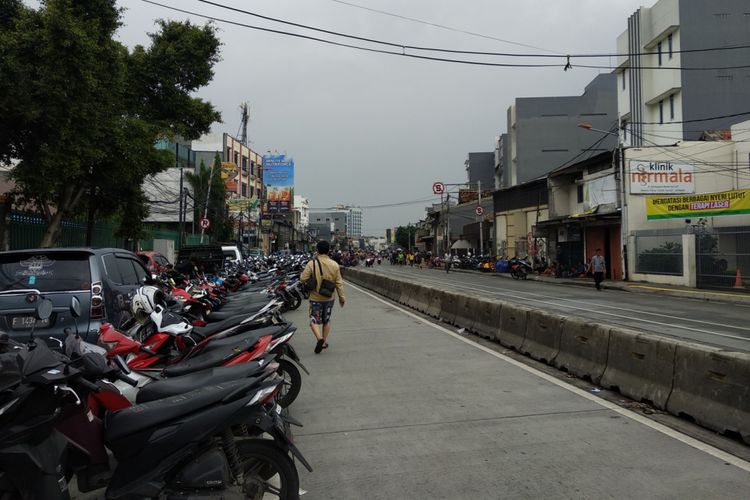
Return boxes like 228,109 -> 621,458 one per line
276,359 -> 302,408
511,271 -> 520,280
288,293 -> 302,311
236,439 -> 300,500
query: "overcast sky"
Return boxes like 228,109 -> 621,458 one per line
116,0 -> 646,235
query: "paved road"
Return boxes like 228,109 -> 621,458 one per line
361,265 -> 750,352
286,283 -> 750,499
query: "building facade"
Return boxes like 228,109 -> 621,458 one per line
346,207 -> 363,237
505,74 -> 618,188
465,152 -> 495,190
617,0 -> 750,147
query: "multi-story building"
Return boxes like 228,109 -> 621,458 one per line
503,74 -> 618,188
346,207 -> 363,238
616,0 -> 750,147
293,195 -> 310,231
192,133 -> 264,202
494,134 -> 509,189
309,209 -> 348,241
465,152 -> 495,191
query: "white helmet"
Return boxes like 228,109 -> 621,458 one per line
131,286 -> 166,324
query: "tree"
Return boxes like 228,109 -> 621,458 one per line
186,154 -> 232,242
395,224 -> 417,250
0,0 -> 221,247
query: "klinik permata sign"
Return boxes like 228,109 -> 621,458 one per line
629,160 -> 694,194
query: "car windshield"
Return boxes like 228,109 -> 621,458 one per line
0,252 -> 92,292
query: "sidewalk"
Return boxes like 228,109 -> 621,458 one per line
284,284 -> 750,500
447,267 -> 750,306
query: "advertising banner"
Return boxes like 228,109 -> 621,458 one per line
221,162 -> 239,193
263,154 -> 294,213
629,160 -> 694,194
645,189 -> 750,220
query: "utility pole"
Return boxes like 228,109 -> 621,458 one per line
177,142 -> 185,248
199,160 -> 216,244
478,180 -> 483,256
446,193 -> 451,256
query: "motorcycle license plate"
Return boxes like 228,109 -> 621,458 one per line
11,315 -> 50,329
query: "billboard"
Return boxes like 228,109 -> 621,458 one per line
263,154 -> 294,213
221,162 -> 239,193
629,160 -> 694,194
646,189 -> 750,220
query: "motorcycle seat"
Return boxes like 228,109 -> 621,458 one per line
160,346 -> 245,377
136,361 -> 268,404
105,379 -> 253,442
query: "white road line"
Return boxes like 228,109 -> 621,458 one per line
376,269 -> 750,342
348,282 -> 750,474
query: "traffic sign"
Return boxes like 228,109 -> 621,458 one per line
432,182 -> 445,195
199,218 -> 211,229
475,206 -> 484,216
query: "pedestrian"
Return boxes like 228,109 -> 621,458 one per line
300,240 -> 346,354
591,248 -> 606,291
444,252 -> 452,273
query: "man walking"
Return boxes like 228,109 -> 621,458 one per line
591,248 -> 606,291
301,240 -> 346,353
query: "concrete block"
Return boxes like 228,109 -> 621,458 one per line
601,329 -> 677,410
521,310 -> 564,363
401,282 -> 422,309
439,291 -> 461,325
425,287 -> 442,318
472,299 -> 502,340
667,344 -> 750,442
554,317 -> 610,384
452,295 -> 477,332
497,304 -> 530,350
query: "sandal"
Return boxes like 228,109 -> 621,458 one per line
314,338 -> 325,354
322,343 -> 329,349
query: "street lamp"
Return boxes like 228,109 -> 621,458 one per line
578,122 -> 628,281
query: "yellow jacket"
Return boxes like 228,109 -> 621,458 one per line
300,254 -> 345,302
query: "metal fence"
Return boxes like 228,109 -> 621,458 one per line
7,213 -> 203,252
634,230 -> 683,276
696,226 -> 750,290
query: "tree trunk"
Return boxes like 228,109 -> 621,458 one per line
40,209 -> 66,248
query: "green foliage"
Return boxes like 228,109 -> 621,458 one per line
187,154 -> 231,242
0,0 -> 221,246
637,241 -> 683,275
395,225 -> 417,250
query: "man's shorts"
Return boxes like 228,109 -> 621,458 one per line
309,299 -> 335,326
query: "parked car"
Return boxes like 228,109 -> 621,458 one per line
0,247 -> 150,344
136,250 -> 172,275
221,245 -> 242,263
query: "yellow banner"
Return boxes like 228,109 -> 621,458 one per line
646,189 -> 750,220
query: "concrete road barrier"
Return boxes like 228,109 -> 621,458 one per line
600,329 -> 677,409
452,295 -> 478,332
439,291 -> 460,325
407,283 -> 432,314
667,344 -> 750,442
521,310 -> 564,363
497,304 -> 530,350
425,287 -> 442,318
554,317 -> 610,384
472,299 -> 503,340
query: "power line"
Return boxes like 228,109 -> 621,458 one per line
629,110 -> 750,126
200,0 -> 750,61
327,0 -> 562,54
143,1 -> 750,72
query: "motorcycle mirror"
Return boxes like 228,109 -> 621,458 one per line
35,298 -> 53,321
81,351 -> 108,375
69,296 -> 81,318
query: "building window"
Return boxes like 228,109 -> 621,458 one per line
657,41 -> 662,66
250,186 -> 254,198
250,161 -> 255,176
659,100 -> 664,124
242,157 -> 248,173
621,119 -> 628,141
241,184 -> 247,197
669,94 -> 675,120
234,152 -> 239,166
621,69 -> 626,90
226,147 -> 231,161
668,34 -> 673,59
577,184 -> 584,203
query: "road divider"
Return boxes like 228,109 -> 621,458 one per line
344,269 -> 750,443
498,303 -> 530,350
521,311 -> 564,364
667,344 -> 750,443
601,329 -> 677,410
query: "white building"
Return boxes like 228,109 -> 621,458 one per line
616,0 -> 750,147
293,195 -> 309,231
346,207 -> 363,238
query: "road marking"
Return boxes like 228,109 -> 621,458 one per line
629,284 -> 749,298
374,268 -> 750,342
348,282 -> 750,474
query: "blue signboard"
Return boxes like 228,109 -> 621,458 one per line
263,154 -> 294,214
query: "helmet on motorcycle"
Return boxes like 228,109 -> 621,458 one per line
131,286 -> 166,324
